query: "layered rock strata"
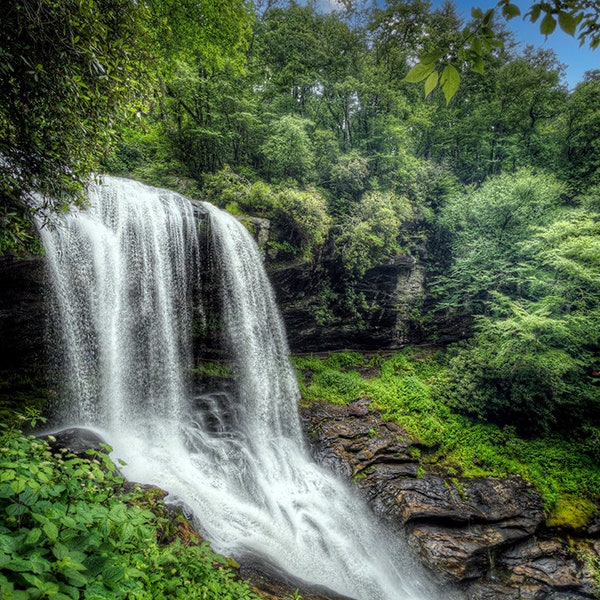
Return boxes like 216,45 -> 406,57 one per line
300,399 -> 598,599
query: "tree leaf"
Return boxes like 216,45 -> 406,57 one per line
43,521 -> 58,542
403,62 -> 435,83
472,56 -> 485,74
558,11 -> 577,36
0,483 -> 16,498
424,71 -> 439,97
420,49 -> 443,65
440,65 -> 461,103
528,4 -> 542,23
502,3 -> 521,20
540,13 -> 557,36
471,7 -> 483,19
25,528 -> 42,545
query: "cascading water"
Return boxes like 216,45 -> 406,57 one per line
40,176 -> 455,600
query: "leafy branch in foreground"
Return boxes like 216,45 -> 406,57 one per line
404,0 -> 600,101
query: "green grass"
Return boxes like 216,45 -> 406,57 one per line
192,360 -> 234,379
294,349 -> 600,527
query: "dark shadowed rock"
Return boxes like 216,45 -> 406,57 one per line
239,563 -> 357,600
0,253 -> 47,371
41,427 -> 108,455
268,257 -> 438,352
0,252 -> 55,416
393,474 -> 543,530
497,537 -> 596,597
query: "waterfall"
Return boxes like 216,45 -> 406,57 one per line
40,176 -> 452,600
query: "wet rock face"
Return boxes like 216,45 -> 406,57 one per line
267,258 -> 432,352
498,538 -> 596,595
300,400 -> 597,599
0,253 -> 47,372
0,252 -> 57,416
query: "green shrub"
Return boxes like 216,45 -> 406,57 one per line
261,115 -> 315,184
0,420 -> 260,600
202,166 -> 251,209
335,191 -> 413,278
247,181 -> 278,215
323,352 -> 365,370
304,370 -> 364,405
275,187 -> 332,260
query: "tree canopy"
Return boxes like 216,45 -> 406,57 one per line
0,0 -> 253,252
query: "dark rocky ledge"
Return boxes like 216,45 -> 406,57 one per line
300,399 -> 599,600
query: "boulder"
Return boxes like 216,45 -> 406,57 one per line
41,426 -> 108,456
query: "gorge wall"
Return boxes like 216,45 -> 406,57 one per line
1,194 -> 597,599
0,212 -> 465,402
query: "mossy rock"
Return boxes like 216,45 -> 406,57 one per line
546,496 -> 598,532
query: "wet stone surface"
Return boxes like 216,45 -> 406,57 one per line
300,399 -> 597,600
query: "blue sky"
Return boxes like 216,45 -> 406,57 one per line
430,0 -> 598,88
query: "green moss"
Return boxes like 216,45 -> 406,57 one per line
193,360 -> 233,379
546,496 -> 598,530
323,351 -> 365,370
304,369 -> 364,405
296,348 -> 600,516
293,353 -> 367,405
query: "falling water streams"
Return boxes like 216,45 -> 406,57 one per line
40,177 -> 453,600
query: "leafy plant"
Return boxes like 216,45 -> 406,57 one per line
275,187 -> 332,261
0,420 -> 260,600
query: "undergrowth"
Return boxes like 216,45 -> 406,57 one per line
293,349 -> 600,526
0,415 -> 260,600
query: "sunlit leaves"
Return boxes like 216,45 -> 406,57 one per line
440,65 -> 460,102
404,62 -> 435,83
405,61 -> 461,103
425,70 -> 439,97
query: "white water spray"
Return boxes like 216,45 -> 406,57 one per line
41,177 -> 452,600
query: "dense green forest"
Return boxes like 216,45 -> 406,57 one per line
1,0 -> 600,594
2,0 -> 599,482
75,0 -> 600,439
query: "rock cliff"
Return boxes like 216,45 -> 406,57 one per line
300,399 -> 598,599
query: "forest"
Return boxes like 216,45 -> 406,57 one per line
1,0 -> 600,598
